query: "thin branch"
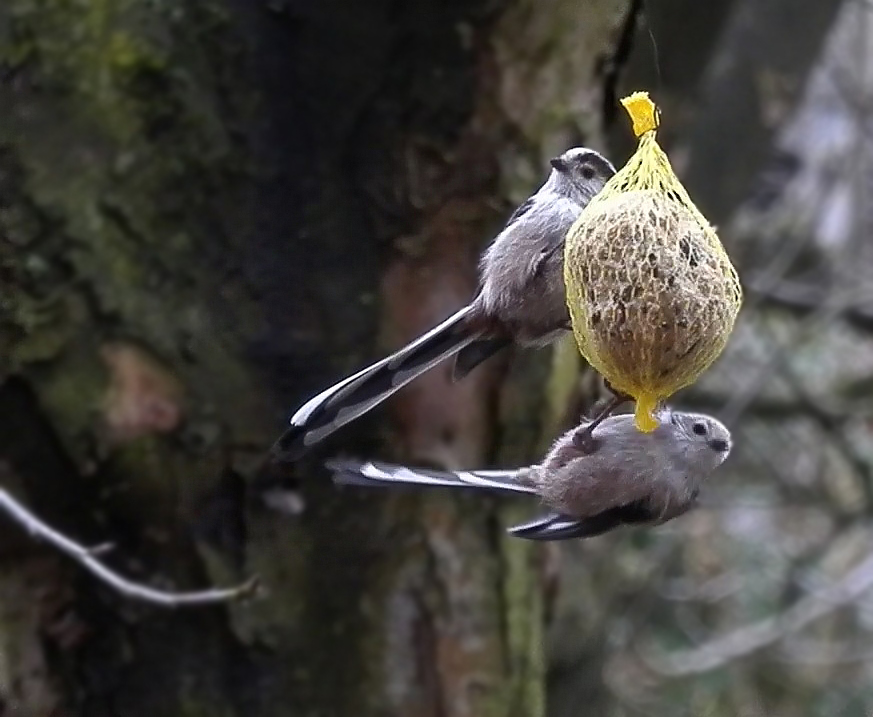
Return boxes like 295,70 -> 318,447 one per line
642,549 -> 873,676
775,348 -> 873,505
0,489 -> 259,608
681,387 -> 852,420
776,634 -> 873,666
658,570 -> 745,603
749,278 -> 873,333
720,282 -> 870,426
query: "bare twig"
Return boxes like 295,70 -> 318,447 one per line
642,549 -> 873,676
777,634 -> 873,665
658,570 -> 745,603
774,346 -> 873,504
749,278 -> 873,333
0,489 -> 259,608
721,283 -> 872,426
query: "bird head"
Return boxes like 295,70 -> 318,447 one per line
549,147 -> 616,203
664,409 -> 733,473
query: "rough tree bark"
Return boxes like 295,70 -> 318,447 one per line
0,1 -> 631,716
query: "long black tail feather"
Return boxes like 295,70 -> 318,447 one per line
452,336 -> 512,381
273,305 -> 480,460
508,500 -> 656,541
326,459 -> 535,495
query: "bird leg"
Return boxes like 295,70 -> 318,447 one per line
571,380 -> 632,454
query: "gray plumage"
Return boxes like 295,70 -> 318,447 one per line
274,148 -> 617,460
327,409 -> 732,540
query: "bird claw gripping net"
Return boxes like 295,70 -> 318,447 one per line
563,92 -> 743,432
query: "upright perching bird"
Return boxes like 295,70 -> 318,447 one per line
274,147 -> 617,460
327,408 -> 732,540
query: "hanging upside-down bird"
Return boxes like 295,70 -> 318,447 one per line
326,408 -> 732,540
273,147 -> 617,460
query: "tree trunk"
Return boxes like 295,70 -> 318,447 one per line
0,1 -> 630,715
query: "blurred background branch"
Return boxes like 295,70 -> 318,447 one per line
3,0 -> 873,714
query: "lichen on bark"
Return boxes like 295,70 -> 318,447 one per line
0,0 -> 627,714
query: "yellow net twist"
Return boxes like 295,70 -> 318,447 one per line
564,92 -> 743,432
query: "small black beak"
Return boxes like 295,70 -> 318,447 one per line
550,156 -> 568,172
709,438 -> 730,453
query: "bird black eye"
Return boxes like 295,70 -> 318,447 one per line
692,422 -> 707,436
709,438 -> 730,452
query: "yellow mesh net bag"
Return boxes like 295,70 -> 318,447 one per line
564,91 -> 743,432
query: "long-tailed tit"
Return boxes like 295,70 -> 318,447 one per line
275,148 -> 616,460
327,409 -> 731,540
